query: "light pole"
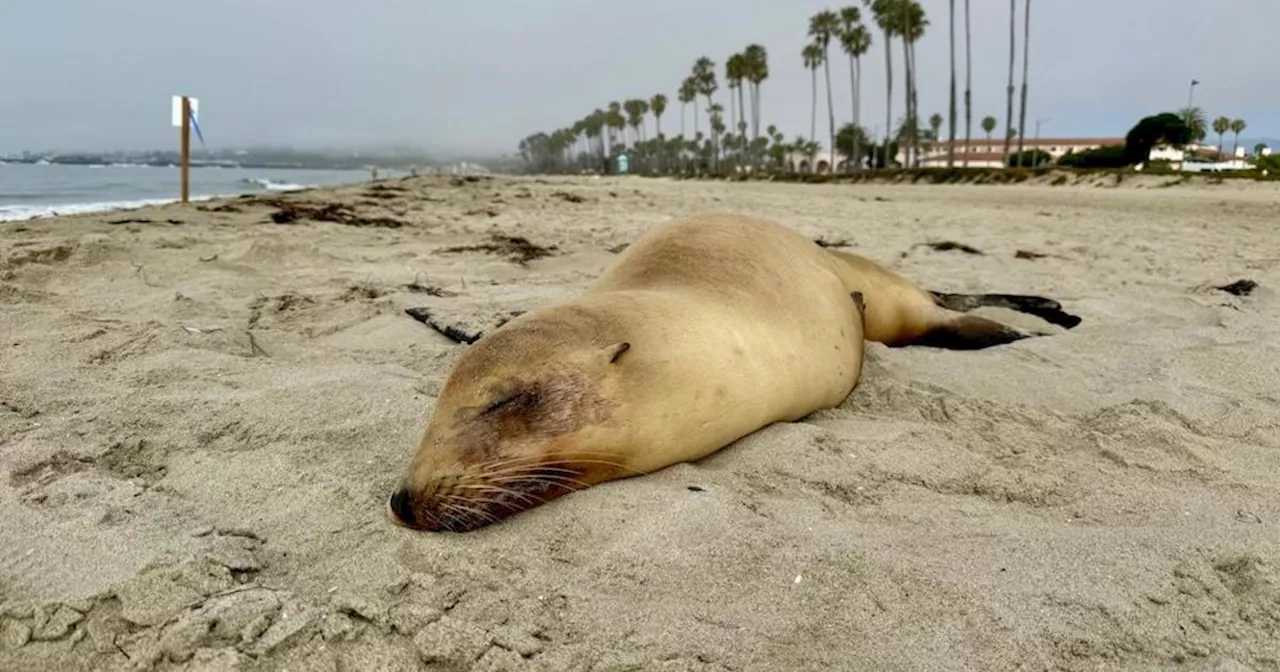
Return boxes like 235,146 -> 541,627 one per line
1035,117 -> 1051,140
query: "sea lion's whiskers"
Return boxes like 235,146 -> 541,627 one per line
441,491 -> 509,509
440,498 -> 500,527
455,482 -> 540,505
487,472 -> 590,490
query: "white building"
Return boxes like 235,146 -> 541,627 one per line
915,137 -> 1126,167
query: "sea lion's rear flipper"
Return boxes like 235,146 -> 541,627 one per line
928,291 -> 1082,330
904,314 -> 1037,350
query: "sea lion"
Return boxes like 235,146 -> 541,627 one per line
388,213 -> 1080,532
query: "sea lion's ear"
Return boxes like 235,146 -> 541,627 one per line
606,341 -> 631,363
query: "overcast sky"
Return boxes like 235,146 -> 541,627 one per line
2,0 -> 1276,156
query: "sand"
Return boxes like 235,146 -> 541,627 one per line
1,173 -> 1278,672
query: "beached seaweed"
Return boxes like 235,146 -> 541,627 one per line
404,307 -> 525,345
913,240 -> 985,255
1216,279 -> 1258,296
266,201 -> 405,228
437,233 -> 558,266
550,191 -> 586,203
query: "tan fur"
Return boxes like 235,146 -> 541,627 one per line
389,213 -> 985,532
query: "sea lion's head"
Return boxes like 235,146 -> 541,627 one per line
388,312 -> 635,532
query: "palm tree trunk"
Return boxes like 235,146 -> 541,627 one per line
1232,133 -> 1239,156
810,68 -> 818,146
1218,133 -> 1224,159
680,103 -> 686,138
751,82 -> 760,141
902,35 -> 913,167
911,41 -> 920,167
732,87 -> 742,161
883,29 -> 893,169
823,55 -> 835,173
964,0 -> 972,167
948,0 -> 957,167
1003,0 -> 1016,167
1016,0 -> 1031,167
737,84 -> 747,150
848,54 -> 858,173
855,57 -> 863,171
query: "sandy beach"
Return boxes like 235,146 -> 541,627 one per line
1,173 -> 1278,671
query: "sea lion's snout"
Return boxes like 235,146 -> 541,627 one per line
387,488 -> 417,528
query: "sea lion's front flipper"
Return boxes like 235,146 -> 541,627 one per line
928,291 -> 1082,330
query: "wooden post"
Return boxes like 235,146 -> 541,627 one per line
180,95 -> 191,203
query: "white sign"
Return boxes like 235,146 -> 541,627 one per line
171,96 -> 200,127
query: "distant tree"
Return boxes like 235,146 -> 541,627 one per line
836,123 -> 873,167
928,113 -> 943,148
624,99 -> 650,144
981,115 -> 997,143
1016,0 -> 1032,166
743,44 -> 769,143
865,0 -> 896,170
650,94 -> 668,139
802,43 -> 824,146
810,10 -> 842,170
1212,116 -> 1231,158
1254,142 -> 1268,157
948,0 -> 957,166
678,78 -> 698,137
1003,0 -> 1016,166
1229,118 -> 1246,157
1178,106 -> 1207,142
839,8 -> 872,172
1007,149 -> 1050,167
1057,145 -> 1129,169
1125,112 -> 1193,165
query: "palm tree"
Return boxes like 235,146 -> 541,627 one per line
840,11 -> 872,172
963,0 -> 972,166
709,103 -> 726,165
810,10 -> 841,172
982,115 -> 997,146
624,99 -> 649,145
744,44 -> 769,143
1003,0 -> 1016,167
1016,0 -> 1032,167
929,113 -> 943,151
650,94 -> 668,139
948,0 -> 957,166
726,53 -> 749,151
607,102 -> 626,154
727,53 -> 747,152
1212,116 -> 1230,159
678,78 -> 697,138
898,1 -> 928,167
1255,143 -> 1267,158
865,0 -> 895,169
802,43 -> 824,149
1229,118 -> 1246,157
1179,106 -> 1207,144
692,57 -> 719,165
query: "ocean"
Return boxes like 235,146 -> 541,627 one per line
0,163 -> 377,222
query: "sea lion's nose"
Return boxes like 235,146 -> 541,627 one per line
388,488 -> 417,527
